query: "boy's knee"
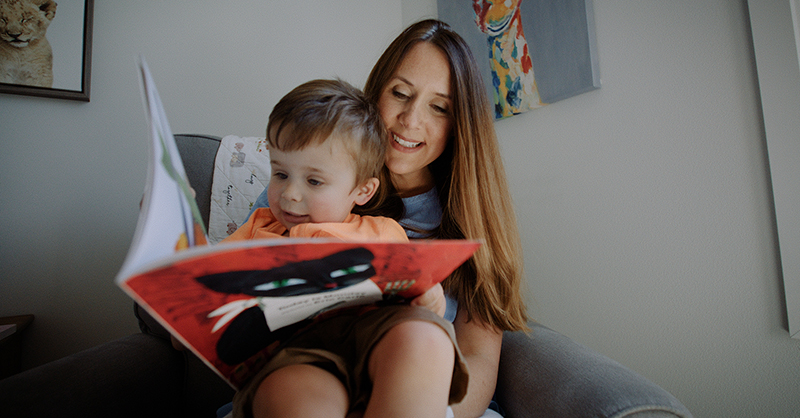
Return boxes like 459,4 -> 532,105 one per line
374,320 -> 455,364
252,364 -> 348,418
390,320 -> 450,346
367,320 -> 457,404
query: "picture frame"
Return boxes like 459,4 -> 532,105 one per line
0,0 -> 94,102
438,0 -> 600,120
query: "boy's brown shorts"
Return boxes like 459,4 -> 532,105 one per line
232,304 -> 469,418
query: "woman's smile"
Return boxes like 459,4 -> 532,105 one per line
391,132 -> 424,150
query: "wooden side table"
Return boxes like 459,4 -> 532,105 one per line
0,315 -> 34,379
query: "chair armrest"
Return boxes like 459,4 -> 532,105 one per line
0,333 -> 183,418
496,323 -> 692,418
0,331 -> 235,418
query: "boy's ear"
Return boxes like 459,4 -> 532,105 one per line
354,177 -> 380,206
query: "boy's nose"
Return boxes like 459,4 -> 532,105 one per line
281,182 -> 302,202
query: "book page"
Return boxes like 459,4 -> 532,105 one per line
116,58 -> 207,283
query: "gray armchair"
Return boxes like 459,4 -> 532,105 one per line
0,134 -> 692,418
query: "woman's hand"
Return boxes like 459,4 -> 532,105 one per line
410,282 -> 446,317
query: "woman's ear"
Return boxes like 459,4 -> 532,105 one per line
354,177 -> 380,206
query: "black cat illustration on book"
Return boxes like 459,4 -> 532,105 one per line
196,247 -> 376,364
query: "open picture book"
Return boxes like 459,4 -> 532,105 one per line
115,58 -> 481,389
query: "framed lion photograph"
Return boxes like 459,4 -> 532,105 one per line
0,0 -> 94,102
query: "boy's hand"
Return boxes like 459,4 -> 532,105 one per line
410,283 -> 446,318
171,335 -> 187,351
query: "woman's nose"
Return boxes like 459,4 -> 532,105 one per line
399,102 -> 422,129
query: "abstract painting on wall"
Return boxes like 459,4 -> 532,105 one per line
438,0 -> 601,119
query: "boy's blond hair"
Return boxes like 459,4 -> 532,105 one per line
267,79 -> 387,187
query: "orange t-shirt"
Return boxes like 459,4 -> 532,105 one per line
222,208 -> 408,243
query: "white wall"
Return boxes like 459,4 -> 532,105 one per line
2,0 -> 799,416
497,1 -> 800,416
0,0 -> 403,365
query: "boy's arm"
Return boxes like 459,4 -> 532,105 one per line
290,216 -> 408,242
222,207 -> 285,242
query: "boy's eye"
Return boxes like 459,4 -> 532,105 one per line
307,178 -> 322,186
273,172 -> 287,180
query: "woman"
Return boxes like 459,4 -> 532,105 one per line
367,19 -> 529,417
246,19 -> 528,418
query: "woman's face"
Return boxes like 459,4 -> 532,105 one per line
377,42 -> 454,195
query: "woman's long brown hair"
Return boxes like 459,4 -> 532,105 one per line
362,19 -> 529,332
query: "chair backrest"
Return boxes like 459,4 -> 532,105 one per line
174,134 -> 222,228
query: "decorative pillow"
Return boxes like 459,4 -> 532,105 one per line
208,135 -> 269,244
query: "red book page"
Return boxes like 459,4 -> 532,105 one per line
120,240 -> 479,387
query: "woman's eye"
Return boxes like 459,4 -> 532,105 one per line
432,104 -> 451,116
392,89 -> 409,100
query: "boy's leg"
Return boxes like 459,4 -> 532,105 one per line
251,364 -> 349,418
364,320 -> 455,418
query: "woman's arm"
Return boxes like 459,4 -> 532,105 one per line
450,307 -> 503,418
410,286 -> 503,417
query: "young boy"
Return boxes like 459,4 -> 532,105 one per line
222,79 -> 468,418
223,79 -> 406,243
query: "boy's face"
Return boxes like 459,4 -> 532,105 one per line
267,133 -> 376,230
